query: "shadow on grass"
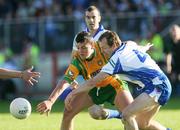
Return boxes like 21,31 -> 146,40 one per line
0,97 -> 180,113
161,96 -> 180,110
0,100 -> 84,113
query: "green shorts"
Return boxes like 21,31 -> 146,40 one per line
88,81 -> 129,105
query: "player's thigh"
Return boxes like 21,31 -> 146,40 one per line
122,92 -> 159,117
114,90 -> 134,111
64,92 -> 94,117
136,104 -> 160,124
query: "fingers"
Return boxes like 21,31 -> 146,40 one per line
37,102 -> 49,115
32,72 -> 41,78
28,78 -> 38,86
31,77 -> 38,83
28,80 -> 34,86
26,66 -> 41,77
46,110 -> 50,116
147,43 -> 153,47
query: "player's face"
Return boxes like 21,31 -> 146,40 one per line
77,41 -> 94,60
85,10 -> 101,31
171,26 -> 179,43
99,38 -> 114,58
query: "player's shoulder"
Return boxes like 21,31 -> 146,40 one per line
122,40 -> 138,49
124,40 -> 138,46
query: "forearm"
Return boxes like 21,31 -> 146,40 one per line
48,80 -> 70,104
0,68 -> 22,79
73,79 -> 96,95
166,53 -> 172,73
72,72 -> 109,95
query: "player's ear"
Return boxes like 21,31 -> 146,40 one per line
98,15 -> 101,23
112,42 -> 117,49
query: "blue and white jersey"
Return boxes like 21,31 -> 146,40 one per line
101,41 -> 167,88
72,25 -> 107,50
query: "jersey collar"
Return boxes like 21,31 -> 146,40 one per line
111,42 -> 126,57
85,24 -> 105,38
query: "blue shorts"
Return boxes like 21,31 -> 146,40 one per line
143,78 -> 172,106
59,87 -> 73,101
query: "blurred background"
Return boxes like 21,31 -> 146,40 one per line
0,0 -> 179,100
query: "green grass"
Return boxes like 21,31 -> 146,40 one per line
0,97 -> 180,130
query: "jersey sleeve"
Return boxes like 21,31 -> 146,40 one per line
63,59 -> 80,84
126,40 -> 138,49
101,54 -> 119,75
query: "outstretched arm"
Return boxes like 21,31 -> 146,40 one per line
139,43 -> 153,52
0,66 -> 40,85
36,80 -> 71,115
125,41 -> 153,52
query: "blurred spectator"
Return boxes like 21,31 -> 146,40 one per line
73,4 -> 83,19
0,0 -> 11,19
16,1 -> 29,18
165,24 -> 180,95
0,44 -> 6,65
22,37 -> 40,70
140,30 -> 165,69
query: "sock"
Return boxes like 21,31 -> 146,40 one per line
105,109 -> 122,119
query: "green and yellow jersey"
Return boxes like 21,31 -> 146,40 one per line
63,42 -> 128,104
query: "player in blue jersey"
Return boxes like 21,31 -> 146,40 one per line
65,31 -> 172,130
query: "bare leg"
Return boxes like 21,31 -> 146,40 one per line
136,105 -> 167,130
61,92 -> 93,130
114,90 -> 134,130
122,93 -> 166,130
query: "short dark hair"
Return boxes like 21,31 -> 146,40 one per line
85,5 -> 100,16
75,31 -> 92,43
99,31 -> 121,47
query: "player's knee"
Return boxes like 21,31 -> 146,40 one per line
122,111 -> 131,119
137,120 -> 151,129
63,108 -> 75,121
122,111 -> 134,124
136,115 -> 151,129
122,115 -> 136,128
88,105 -> 107,120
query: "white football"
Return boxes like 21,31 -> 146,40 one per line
10,98 -> 31,119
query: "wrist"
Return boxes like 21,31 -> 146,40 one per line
20,71 -> 24,79
48,99 -> 54,104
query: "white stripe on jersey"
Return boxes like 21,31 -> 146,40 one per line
101,42 -> 165,88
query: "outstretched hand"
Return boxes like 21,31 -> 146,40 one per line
22,66 -> 40,86
144,43 -> 153,52
36,100 -> 53,116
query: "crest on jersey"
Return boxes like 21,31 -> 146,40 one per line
98,60 -> 103,66
68,70 -> 74,77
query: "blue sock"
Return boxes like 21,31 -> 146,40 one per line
105,109 -> 122,119
167,128 -> 172,130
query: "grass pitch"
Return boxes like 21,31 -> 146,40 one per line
0,97 -> 180,130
